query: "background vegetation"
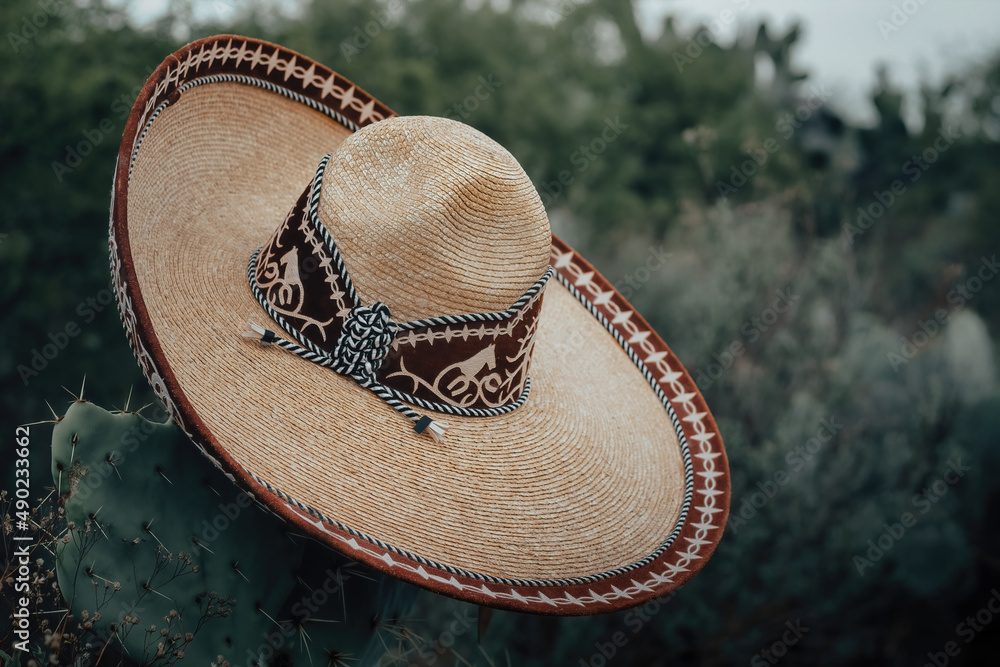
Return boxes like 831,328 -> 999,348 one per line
3,0 -> 1000,664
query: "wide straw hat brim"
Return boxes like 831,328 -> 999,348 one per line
111,35 -> 730,615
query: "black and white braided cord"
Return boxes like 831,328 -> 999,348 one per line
245,248 -> 540,433
303,152 -> 554,329
129,75 -> 360,181
240,152 -> 553,438
246,250 -> 441,438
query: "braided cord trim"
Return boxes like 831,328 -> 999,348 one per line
244,151 -> 552,434
129,74 -> 360,181
304,152 -> 554,331
246,248 -> 535,427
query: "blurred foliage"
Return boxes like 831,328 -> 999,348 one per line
2,0 -> 1000,664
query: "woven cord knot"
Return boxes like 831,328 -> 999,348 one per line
332,302 -> 395,380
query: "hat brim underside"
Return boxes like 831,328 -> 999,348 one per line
111,35 -> 730,615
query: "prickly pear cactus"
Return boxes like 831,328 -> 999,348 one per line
52,399 -> 420,666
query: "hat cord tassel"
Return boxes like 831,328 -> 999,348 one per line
243,321 -> 447,441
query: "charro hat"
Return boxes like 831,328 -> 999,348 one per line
110,35 -> 730,615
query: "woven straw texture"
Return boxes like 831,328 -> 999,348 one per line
125,83 -> 686,580
320,115 -> 551,321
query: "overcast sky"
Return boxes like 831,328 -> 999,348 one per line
636,0 -> 1000,127
126,0 -> 1000,127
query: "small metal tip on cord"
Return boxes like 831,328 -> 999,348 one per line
414,415 -> 447,441
241,321 -> 446,440
242,322 -> 276,345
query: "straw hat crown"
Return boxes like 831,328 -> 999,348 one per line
312,115 -> 552,322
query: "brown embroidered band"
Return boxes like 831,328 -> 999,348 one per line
244,153 -> 552,439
